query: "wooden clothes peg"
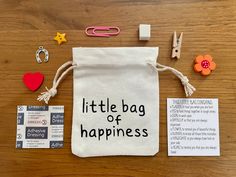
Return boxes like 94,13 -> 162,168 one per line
172,31 -> 183,59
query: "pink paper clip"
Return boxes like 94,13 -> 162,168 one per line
85,26 -> 120,37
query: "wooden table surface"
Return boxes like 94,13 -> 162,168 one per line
0,0 -> 236,177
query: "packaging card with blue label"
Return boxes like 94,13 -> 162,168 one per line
16,105 -> 64,148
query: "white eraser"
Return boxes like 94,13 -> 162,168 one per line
139,24 -> 151,41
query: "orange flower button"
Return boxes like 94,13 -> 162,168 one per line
194,55 -> 216,76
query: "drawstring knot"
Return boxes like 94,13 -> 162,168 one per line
37,87 -> 57,104
37,61 -> 77,104
180,76 -> 189,85
180,75 -> 195,97
48,87 -> 57,97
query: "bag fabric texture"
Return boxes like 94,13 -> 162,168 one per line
72,47 -> 159,157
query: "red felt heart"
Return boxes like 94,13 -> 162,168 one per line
23,72 -> 44,91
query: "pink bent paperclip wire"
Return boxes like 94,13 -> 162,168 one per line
85,26 -> 120,37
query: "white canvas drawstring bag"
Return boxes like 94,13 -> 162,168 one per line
38,47 -> 195,157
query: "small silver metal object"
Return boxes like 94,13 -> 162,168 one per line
36,46 -> 49,63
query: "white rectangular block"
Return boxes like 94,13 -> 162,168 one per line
139,24 -> 151,41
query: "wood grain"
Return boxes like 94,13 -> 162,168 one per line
0,0 -> 236,177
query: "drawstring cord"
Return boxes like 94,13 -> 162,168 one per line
38,60 -> 195,104
147,61 -> 196,97
37,61 -> 77,104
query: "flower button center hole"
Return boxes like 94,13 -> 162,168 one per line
201,60 -> 210,68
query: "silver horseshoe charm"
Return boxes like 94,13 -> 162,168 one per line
36,46 -> 49,63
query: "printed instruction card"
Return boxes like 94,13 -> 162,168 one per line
167,98 -> 220,156
16,105 -> 64,148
